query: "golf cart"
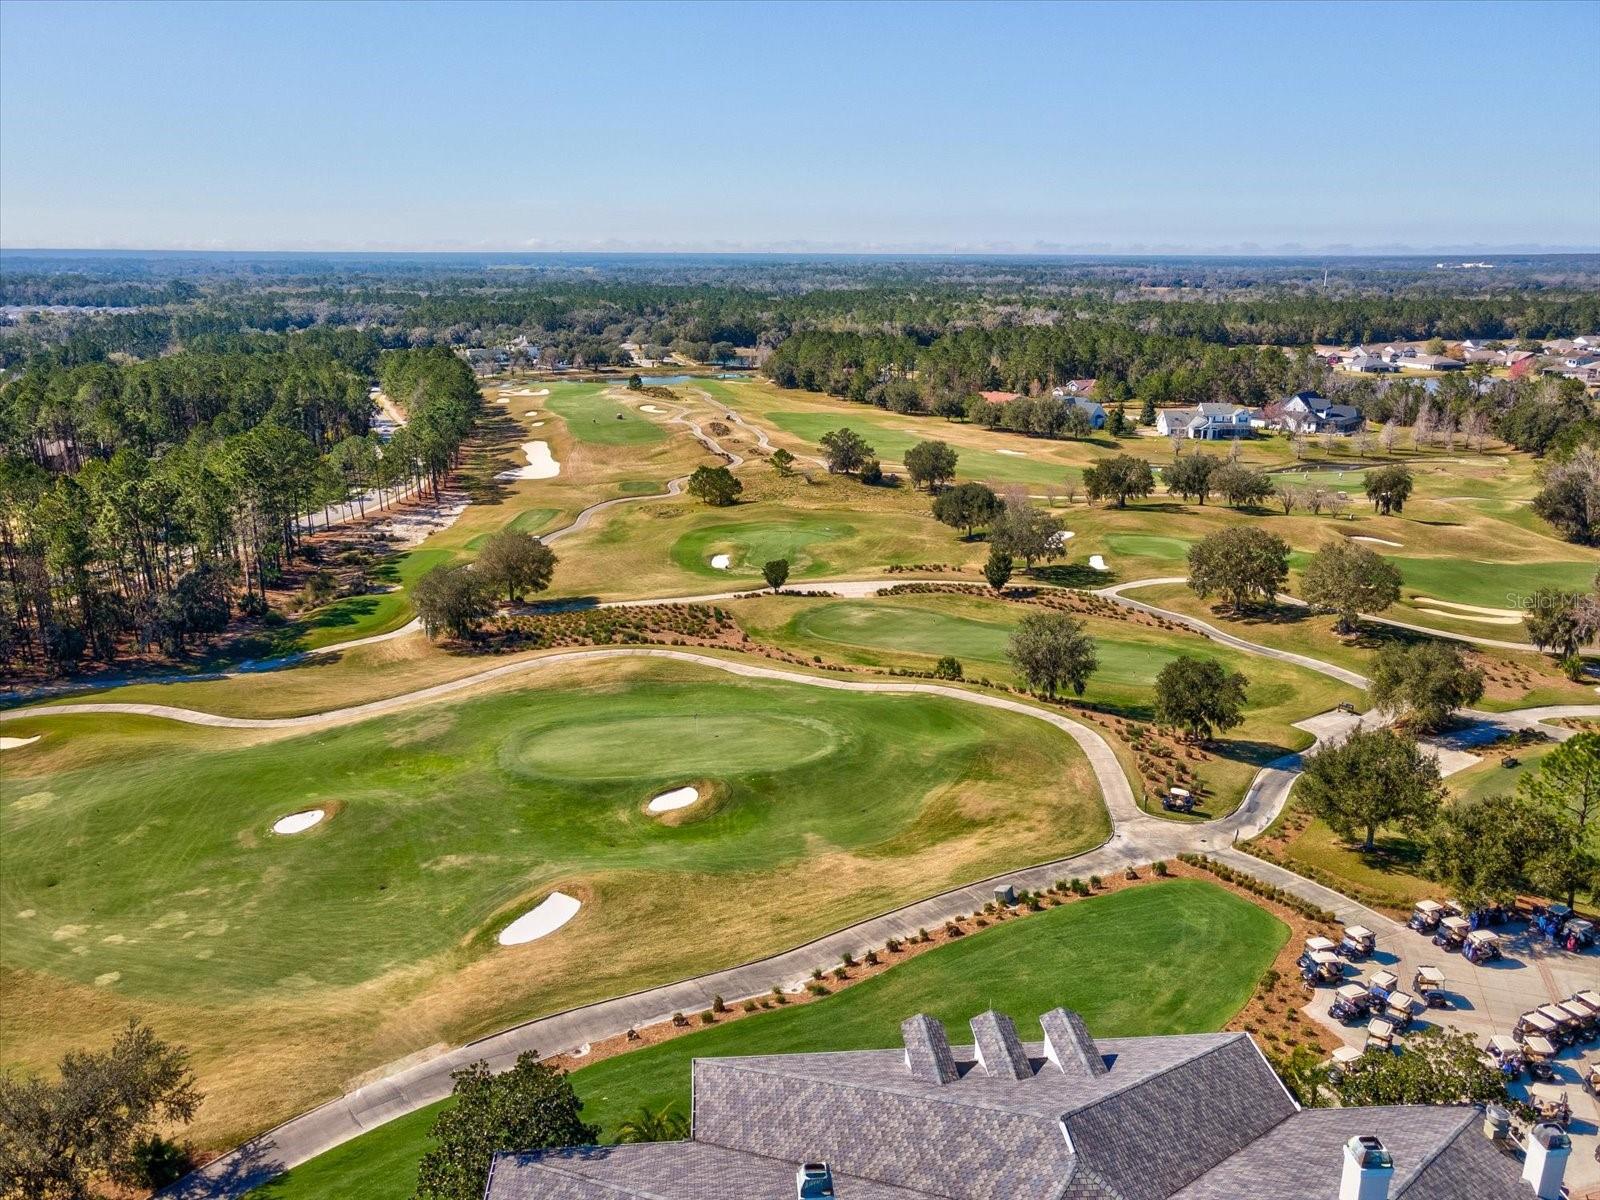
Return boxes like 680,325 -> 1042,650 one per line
1585,1059 -> 1600,1099
1462,929 -> 1502,963
1433,915 -> 1470,951
1412,966 -> 1449,1009
1538,1003 -> 1584,1047
1562,917 -> 1596,952
1162,787 -> 1195,813
1515,1010 -> 1562,1045
1557,1000 -> 1597,1044
1408,899 -> 1445,932
1384,991 -> 1419,1031
1336,701 -> 1358,714
1482,1034 -> 1524,1079
1367,970 -> 1400,1004
1328,1044 -> 1364,1084
1365,1016 -> 1396,1053
1298,937 -> 1343,984
1528,1089 -> 1572,1129
1569,991 -> 1600,1032
1533,902 -> 1574,943
1340,924 -> 1376,959
1330,983 -> 1372,1022
1518,1033 -> 1560,1082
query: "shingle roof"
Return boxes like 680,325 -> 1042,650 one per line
1170,1105 -> 1528,1199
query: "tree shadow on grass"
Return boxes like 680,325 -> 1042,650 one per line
1209,737 -> 1297,769
1031,563 -> 1110,589
299,597 -> 382,631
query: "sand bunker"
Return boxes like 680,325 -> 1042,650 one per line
1088,554 -> 1109,571
711,554 -> 731,570
498,891 -> 581,946
495,397 -> 511,405
997,449 -> 1027,457
639,404 -> 668,414
529,420 -> 546,427
272,809 -> 326,835
495,441 -> 560,481
1414,597 -> 1522,618
1350,535 -> 1403,547
0,735 -> 40,751
530,388 -> 550,397
647,786 -> 700,813
1415,608 -> 1522,626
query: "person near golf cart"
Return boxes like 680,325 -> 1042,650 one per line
1412,966 -> 1449,1009
1482,1034 -> 1524,1079
1329,983 -> 1371,1022
1462,929 -> 1501,963
1339,924 -> 1376,959
1162,786 -> 1194,813
1408,899 -> 1444,932
1562,917 -> 1596,951
1533,901 -> 1574,943
1433,914 -> 1470,951
1528,1088 -> 1572,1129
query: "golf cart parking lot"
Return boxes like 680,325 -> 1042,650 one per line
1305,907 -> 1600,1191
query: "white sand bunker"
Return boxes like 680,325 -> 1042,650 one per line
495,440 -> 560,481
647,786 -> 700,813
1415,606 -> 1523,626
498,891 -> 581,946
997,449 -> 1027,456
530,388 -> 550,396
529,420 -> 546,427
1414,597 -> 1522,618
1350,535 -> 1403,547
0,735 -> 41,751
495,397 -> 511,405
1089,554 -> 1109,571
639,404 -> 668,414
272,809 -> 325,835
710,553 -> 731,569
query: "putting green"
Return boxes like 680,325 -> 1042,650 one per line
1104,534 -> 1193,562
544,384 -> 668,446
3,659 -> 1105,1141
671,519 -> 853,577
1389,556 -> 1593,608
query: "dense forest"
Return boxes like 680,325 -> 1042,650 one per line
0,337 -> 477,675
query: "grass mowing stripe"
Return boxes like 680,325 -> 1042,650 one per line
255,879 -> 1285,1199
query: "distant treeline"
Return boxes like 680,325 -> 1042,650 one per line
0,340 -> 478,676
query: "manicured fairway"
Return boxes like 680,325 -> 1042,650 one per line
291,546 -> 454,649
543,384 -> 668,445
1104,533 -> 1193,562
670,517 -> 854,578
2,658 -> 1103,1142
256,880 -> 1286,1200
1388,556 -> 1594,608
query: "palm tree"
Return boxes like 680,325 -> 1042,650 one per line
615,1103 -> 690,1144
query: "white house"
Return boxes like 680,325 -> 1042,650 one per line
1398,353 -> 1464,372
1157,403 -> 1257,440
1280,391 -> 1364,434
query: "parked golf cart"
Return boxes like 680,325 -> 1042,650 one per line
1529,1090 -> 1572,1129
1538,1004 -> 1584,1047
1384,991 -> 1419,1031
1562,917 -> 1596,952
1365,1016 -> 1396,1053
1433,915 -> 1470,951
1515,1010 -> 1563,1045
1330,983 -> 1372,1022
1462,930 -> 1502,963
1482,1034 -> 1524,1079
1298,937 -> 1343,984
1532,902 -> 1574,943
1412,966 -> 1449,1009
1327,1044 -> 1364,1084
1408,899 -> 1445,932
1555,1000 -> 1597,1044
1162,787 -> 1195,813
1367,970 -> 1400,1004
1519,1033 -> 1560,1082
1340,924 -> 1376,959
1569,991 -> 1600,1032
1585,1059 -> 1600,1099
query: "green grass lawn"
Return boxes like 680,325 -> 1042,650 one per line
669,517 -> 855,579
255,879 -> 1286,1200
543,385 -> 668,446
3,657 -> 1104,1144
290,546 -> 455,650
1388,556 -> 1594,608
1447,743 -> 1557,807
1104,533 -> 1193,563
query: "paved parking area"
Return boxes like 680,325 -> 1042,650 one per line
1305,915 -> 1600,1194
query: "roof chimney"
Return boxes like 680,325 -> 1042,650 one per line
1339,1135 -> 1393,1200
901,1014 -> 958,1085
1521,1122 -> 1571,1200
1040,1008 -> 1108,1077
969,1011 -> 1031,1080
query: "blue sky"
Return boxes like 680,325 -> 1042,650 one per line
2,0 -> 1595,253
